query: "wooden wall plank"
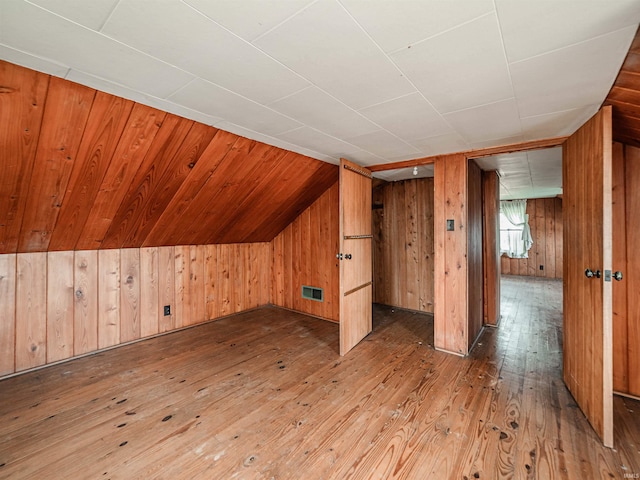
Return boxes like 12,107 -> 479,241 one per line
270,183 -> 340,322
501,198 -> 563,279
19,77 -> 95,252
46,251 -> 74,362
0,254 -> 16,375
74,250 -> 98,355
189,245 -> 206,324
158,246 -> 175,332
467,160 -> 484,349
371,178 -> 435,314
174,245 -> 190,327
0,61 -> 49,254
77,104 -> 166,250
205,244 -> 217,321
482,171 -> 500,326
140,247 -> 159,337
612,142 -> 628,393
100,114 -> 192,249
15,252 -> 47,370
120,248 -> 141,343
433,158 -> 447,352
98,249 -> 120,349
49,92 -> 134,251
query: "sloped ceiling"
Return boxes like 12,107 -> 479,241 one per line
0,0 -> 638,169
0,60 -> 338,254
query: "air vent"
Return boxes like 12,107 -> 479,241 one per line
302,285 -> 324,302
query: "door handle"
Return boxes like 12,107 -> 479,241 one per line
345,254 -> 352,260
613,271 -> 623,281
336,253 -> 343,260
585,268 -> 601,279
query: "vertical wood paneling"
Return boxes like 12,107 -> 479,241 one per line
174,245 -> 190,327
467,160 -> 484,349
372,178 -> 435,314
189,245 -> 206,324
501,198 -> 563,279
49,93 -> 134,251
19,78 -> 95,252
74,250 -> 98,355
434,154 -> 469,355
0,62 -> 49,253
98,249 -> 120,349
158,246 -> 175,332
15,252 -> 47,370
120,248 -> 141,343
482,171 -> 500,326
205,244 -> 217,320
270,183 -> 340,322
140,247 -> 159,337
46,251 -> 74,362
0,254 -> 16,375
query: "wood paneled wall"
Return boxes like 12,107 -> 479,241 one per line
271,183 -> 340,322
0,59 -> 337,254
0,243 -> 270,377
482,171 -> 500,326
371,178 -> 435,313
500,197 -> 563,279
612,142 -> 640,397
434,155 -> 484,356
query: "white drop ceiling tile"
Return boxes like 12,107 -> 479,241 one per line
169,79 -> 302,136
276,126 -> 362,158
254,0 -> 415,110
443,99 -> 522,144
520,105 -> 599,140
345,130 -> 421,159
511,25 -> 636,118
470,134 -> 524,150
28,0 -> 119,30
391,13 -> 513,113
0,0 -> 194,98
102,0 -> 309,104
269,86 -> 380,138
410,132 -> 470,155
374,165 -> 435,182
340,0 -> 494,53
496,0 -> 640,63
184,0 -> 314,42
358,93 -> 452,142
0,43 -> 70,77
527,147 -> 562,164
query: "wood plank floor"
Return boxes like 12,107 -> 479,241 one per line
0,275 -> 638,479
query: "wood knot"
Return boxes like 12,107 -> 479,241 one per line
126,275 -> 134,284
75,290 -> 84,299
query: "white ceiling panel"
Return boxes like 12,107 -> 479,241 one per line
471,135 -> 524,150
373,165 -> 435,182
391,13 -> 513,113
28,0 -> 119,30
410,132 -> 470,155
511,25 -> 637,117
340,0 -> 494,54
358,92 -> 453,142
0,43 -> 70,77
276,126 -> 363,159
0,0 -> 194,98
268,86 -> 380,138
345,130 -> 421,160
443,99 -> 522,144
497,0 -> 640,63
520,105 -> 599,140
184,0 -> 314,42
169,78 -> 302,136
101,0 -> 309,105
254,0 -> 415,110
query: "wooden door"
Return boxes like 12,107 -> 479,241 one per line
339,158 -> 372,355
563,106 -> 613,447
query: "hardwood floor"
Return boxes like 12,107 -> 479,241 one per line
0,276 -> 638,479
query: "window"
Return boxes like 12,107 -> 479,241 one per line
499,200 -> 533,258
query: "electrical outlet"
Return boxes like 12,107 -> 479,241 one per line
539,265 -> 544,270
446,219 -> 454,231
164,305 -> 171,316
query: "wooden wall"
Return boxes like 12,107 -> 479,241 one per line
434,154 -> 484,356
612,142 -> 640,397
371,178 -> 434,313
0,59 -> 337,254
0,243 -> 270,377
271,183 -> 340,322
500,197 -> 563,279
482,171 -> 500,326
